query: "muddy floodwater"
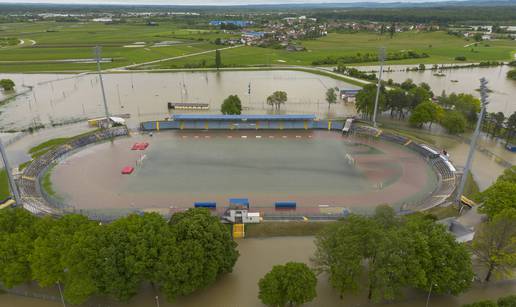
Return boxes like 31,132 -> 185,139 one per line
0,70 -> 358,130
357,65 -> 516,115
2,236 -> 515,307
50,130 -> 437,214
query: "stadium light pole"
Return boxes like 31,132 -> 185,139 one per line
0,138 -> 21,205
455,78 -> 489,204
372,47 -> 385,128
94,45 -> 111,128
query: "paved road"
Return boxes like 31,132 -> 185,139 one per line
111,45 -> 245,71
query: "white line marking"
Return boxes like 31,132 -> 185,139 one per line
256,136 -> 262,139
228,136 -> 233,139
269,136 -> 274,138
241,136 -> 247,139
194,136 -> 199,139
282,136 -> 287,139
204,136 -> 210,139
295,135 -> 301,138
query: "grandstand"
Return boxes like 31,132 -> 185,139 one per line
16,127 -> 129,216
15,117 -> 458,220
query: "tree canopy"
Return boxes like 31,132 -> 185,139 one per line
221,95 -> 242,115
313,206 -> 473,303
0,79 -> 15,91
258,262 -> 317,307
0,208 -> 239,305
356,84 -> 385,120
441,111 -> 467,134
266,91 -> 288,111
472,210 -> 516,282
409,101 -> 444,129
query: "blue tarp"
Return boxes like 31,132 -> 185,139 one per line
229,198 -> 249,208
275,201 -> 297,209
194,202 -> 216,208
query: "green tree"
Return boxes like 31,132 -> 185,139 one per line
215,49 -> 221,70
507,69 -> 516,80
325,88 -> 338,112
441,111 -> 467,134
258,262 -> 317,307
62,222 -> 104,304
356,84 -> 385,120
491,112 -> 506,138
0,79 -> 15,91
314,207 -> 473,303
267,91 -> 288,111
97,213 -> 170,302
31,214 -> 93,288
389,22 -> 395,38
498,295 -> 516,307
0,208 -> 38,288
473,33 -> 483,42
157,208 -> 239,300
497,166 -> 516,184
478,180 -> 516,218
409,102 -> 444,129
463,300 -> 497,307
386,87 -> 409,119
452,93 -> 481,126
504,112 -> 516,145
405,215 -> 473,296
472,210 -> 516,282
221,95 -> 242,115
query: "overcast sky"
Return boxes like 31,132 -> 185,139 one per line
0,0 -> 455,5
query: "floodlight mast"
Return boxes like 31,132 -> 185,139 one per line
455,78 -> 489,204
95,46 -> 111,128
372,47 -> 385,128
0,139 -> 21,205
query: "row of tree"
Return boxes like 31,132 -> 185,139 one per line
220,91 -> 290,115
0,208 -> 239,305
355,78 -> 486,134
314,205 -> 474,303
483,111 -> 516,145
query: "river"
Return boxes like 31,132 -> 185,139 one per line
1,236 -> 515,307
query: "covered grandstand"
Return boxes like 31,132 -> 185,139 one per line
142,114 -> 317,130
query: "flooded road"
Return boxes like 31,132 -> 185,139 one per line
0,70 -> 358,131
2,236 -> 515,307
357,65 -> 516,115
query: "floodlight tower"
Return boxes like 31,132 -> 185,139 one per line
455,78 -> 489,204
0,139 -> 21,205
94,46 -> 111,127
372,47 -> 385,128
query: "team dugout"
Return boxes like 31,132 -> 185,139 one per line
141,114 -> 318,131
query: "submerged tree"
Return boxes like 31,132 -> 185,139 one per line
0,79 -> 15,91
267,91 -> 288,111
326,87 -> 338,112
221,95 -> 242,115
259,262 -> 317,307
472,210 -> 516,282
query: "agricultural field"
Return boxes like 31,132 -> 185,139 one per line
0,21 -> 514,72
145,31 -> 516,69
0,21 -> 237,72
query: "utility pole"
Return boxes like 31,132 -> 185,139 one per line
94,46 -> 110,128
372,47 -> 385,128
455,78 -> 489,204
0,139 -> 21,205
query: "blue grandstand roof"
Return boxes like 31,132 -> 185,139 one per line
172,114 -> 316,121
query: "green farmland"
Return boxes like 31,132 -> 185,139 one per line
145,31 -> 516,69
0,21 -> 237,72
0,21 -> 514,72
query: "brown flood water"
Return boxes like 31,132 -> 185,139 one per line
1,236 -> 515,307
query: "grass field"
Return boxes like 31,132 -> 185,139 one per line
0,169 -> 10,200
145,31 -> 516,69
0,21 -> 235,72
0,22 -> 514,72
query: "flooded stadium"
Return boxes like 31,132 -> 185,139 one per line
49,130 -> 438,214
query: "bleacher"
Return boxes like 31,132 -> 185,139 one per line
16,127 -> 129,215
351,126 -> 458,212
